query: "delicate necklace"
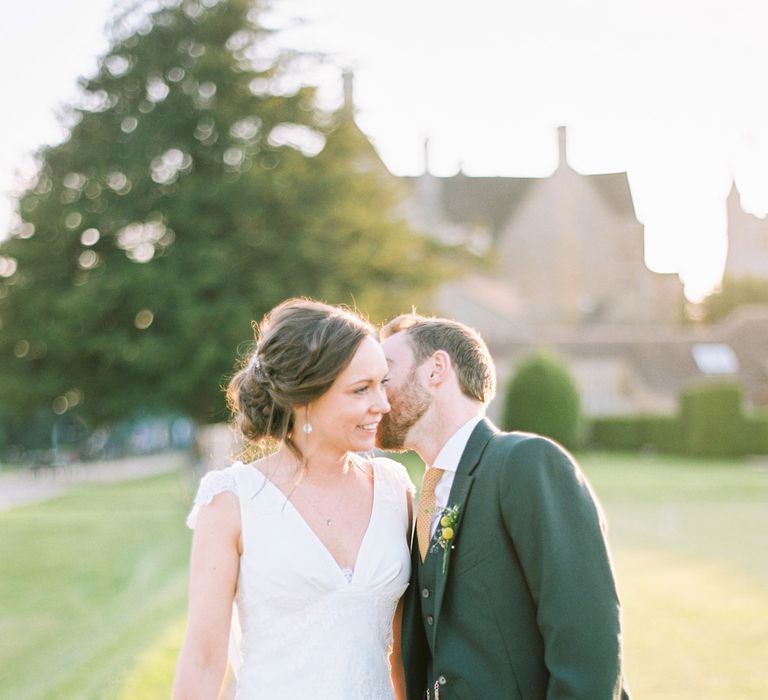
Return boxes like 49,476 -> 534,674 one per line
296,461 -> 357,527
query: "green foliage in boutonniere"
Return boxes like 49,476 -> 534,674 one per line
431,504 -> 460,574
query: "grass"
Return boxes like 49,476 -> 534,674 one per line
0,470 -> 193,700
1,453 -> 767,698
581,452 -> 768,698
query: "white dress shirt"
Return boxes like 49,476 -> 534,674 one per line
428,414 -> 484,536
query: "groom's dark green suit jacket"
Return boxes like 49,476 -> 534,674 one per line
402,419 -> 630,699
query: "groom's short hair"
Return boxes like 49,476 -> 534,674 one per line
381,313 -> 496,405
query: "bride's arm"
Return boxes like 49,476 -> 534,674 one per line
390,486 -> 414,700
390,597 -> 407,700
173,492 -> 241,700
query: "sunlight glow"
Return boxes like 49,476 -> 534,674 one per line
1,0 -> 768,304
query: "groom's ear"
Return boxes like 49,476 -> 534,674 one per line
427,350 -> 452,386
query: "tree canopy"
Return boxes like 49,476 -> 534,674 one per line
0,0 -> 450,429
697,275 -> 768,324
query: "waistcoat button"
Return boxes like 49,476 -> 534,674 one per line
422,588 -> 430,598
426,614 -> 434,625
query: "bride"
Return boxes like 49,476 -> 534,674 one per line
173,299 -> 414,699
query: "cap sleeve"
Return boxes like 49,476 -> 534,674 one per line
186,467 -> 239,529
375,456 -> 416,497
397,460 -> 417,497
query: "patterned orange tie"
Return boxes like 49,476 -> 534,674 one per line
417,467 -> 444,561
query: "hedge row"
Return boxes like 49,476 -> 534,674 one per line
588,382 -> 768,457
589,415 -> 682,453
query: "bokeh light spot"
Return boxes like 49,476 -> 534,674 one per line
121,116 -> 138,133
151,148 -> 192,184
0,256 -> 18,277
167,66 -> 185,82
65,212 -> 83,229
106,171 -> 132,195
78,250 -> 99,270
147,77 -> 170,102
230,116 -> 261,141
14,340 -> 30,358
134,309 -> 154,329
223,147 -> 244,167
80,228 -> 100,246
105,54 -> 131,77
17,223 -> 35,239
116,218 -> 174,262
63,172 -> 87,190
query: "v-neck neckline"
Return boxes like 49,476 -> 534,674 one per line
252,460 -> 378,583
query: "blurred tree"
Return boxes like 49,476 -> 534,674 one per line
0,0 -> 450,427
697,275 -> 768,324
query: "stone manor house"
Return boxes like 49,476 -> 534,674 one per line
388,125 -> 768,417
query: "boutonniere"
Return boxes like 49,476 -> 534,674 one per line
431,504 -> 460,574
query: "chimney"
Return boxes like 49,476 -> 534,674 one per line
342,70 -> 354,116
557,125 -> 568,169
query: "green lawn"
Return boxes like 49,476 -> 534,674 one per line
0,470 -> 193,700
2,454 -> 767,698
581,453 -> 768,699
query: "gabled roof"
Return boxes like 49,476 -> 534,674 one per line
405,169 -> 638,238
404,174 -> 535,235
586,172 -> 637,219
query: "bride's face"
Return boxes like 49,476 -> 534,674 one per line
303,336 -> 391,455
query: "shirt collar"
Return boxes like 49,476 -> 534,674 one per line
431,415 -> 484,473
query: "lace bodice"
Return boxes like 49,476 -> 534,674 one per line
188,457 -> 414,699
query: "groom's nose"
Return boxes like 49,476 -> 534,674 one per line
375,386 -> 390,413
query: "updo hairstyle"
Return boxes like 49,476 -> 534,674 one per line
227,299 -> 375,458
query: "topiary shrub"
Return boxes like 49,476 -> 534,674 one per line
679,381 -> 747,457
503,351 -> 582,450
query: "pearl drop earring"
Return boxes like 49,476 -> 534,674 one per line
302,421 -> 313,434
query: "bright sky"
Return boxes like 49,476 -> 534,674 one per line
1,0 -> 767,301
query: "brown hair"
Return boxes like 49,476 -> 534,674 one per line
227,298 -> 375,458
381,313 -> 496,404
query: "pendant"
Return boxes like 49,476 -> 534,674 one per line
326,519 -> 332,526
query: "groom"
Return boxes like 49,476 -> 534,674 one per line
377,313 -> 630,699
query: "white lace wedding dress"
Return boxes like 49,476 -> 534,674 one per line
187,456 -> 413,699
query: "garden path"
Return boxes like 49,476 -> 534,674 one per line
0,451 -> 185,511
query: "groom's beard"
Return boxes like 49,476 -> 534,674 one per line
377,371 -> 431,451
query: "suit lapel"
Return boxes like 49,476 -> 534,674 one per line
432,418 -> 497,629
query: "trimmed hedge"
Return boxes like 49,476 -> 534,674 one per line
745,413 -> 768,455
589,414 -> 682,454
587,382 -> 768,457
680,382 -> 748,458
503,351 -> 582,450
645,415 -> 684,454
590,416 -> 645,451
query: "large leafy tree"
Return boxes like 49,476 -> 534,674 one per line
0,0 -> 448,428
698,275 -> 768,324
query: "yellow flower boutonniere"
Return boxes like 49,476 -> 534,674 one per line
431,504 -> 460,574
